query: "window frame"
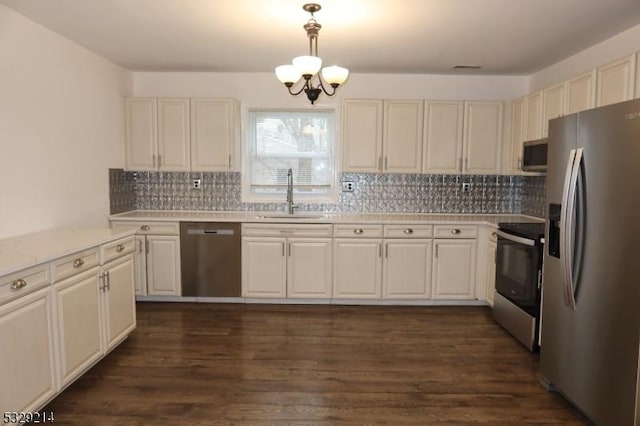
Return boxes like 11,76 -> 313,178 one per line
242,108 -> 339,204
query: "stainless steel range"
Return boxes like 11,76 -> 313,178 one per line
493,222 -> 545,351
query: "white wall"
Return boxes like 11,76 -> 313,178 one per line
133,72 -> 528,108
529,23 -> 640,92
0,5 -> 132,239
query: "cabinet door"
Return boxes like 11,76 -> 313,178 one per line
102,254 -> 136,351
509,97 -> 527,173
133,235 -> 147,296
333,239 -> 382,298
566,70 -> 596,114
423,101 -> 464,173
383,100 -> 423,173
242,237 -> 287,298
463,101 -> 503,174
157,98 -> 190,171
287,238 -> 332,298
486,240 -> 497,307
0,288 -> 56,413
525,91 -> 543,141
52,267 -> 102,387
342,99 -> 383,172
146,235 -> 181,296
190,99 -> 237,171
596,54 -> 636,107
432,239 -> 477,299
383,239 -> 432,299
125,98 -> 157,171
542,83 -> 566,137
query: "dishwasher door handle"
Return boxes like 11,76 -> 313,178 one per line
187,229 -> 235,236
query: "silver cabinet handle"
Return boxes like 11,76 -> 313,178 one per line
138,240 -> 144,254
450,229 -> 461,235
116,244 -> 125,252
403,228 -> 414,235
158,154 -> 162,166
384,157 -> 388,171
10,279 -> 27,290
353,228 -> 364,235
140,225 -> 150,231
152,154 -> 156,167
73,258 -> 85,268
105,271 -> 111,291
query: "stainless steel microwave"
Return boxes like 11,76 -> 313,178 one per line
522,139 -> 547,172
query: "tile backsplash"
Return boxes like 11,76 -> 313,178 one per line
109,169 -> 546,218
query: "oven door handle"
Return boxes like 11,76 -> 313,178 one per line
496,230 -> 536,247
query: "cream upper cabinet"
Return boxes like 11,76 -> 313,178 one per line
509,97 -> 527,173
0,287 -> 56,414
125,98 -> 157,170
566,70 -> 596,114
423,101 -> 464,173
125,98 -> 190,171
383,100 -> 424,173
596,54 -> 637,107
190,98 -> 239,171
342,99 -> 423,173
542,83 -> 566,137
463,101 -> 503,174
525,91 -> 543,141
341,99 -> 383,172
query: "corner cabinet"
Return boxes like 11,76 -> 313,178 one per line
342,99 -> 423,173
242,224 -> 333,299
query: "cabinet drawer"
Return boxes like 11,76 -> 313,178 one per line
333,225 -> 383,238
242,224 -> 332,238
52,248 -> 99,282
433,225 -> 478,239
111,221 -> 179,236
384,224 -> 433,238
101,236 -> 136,264
0,263 -> 50,306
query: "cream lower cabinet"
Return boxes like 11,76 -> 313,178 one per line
432,225 -> 478,299
100,253 -> 136,350
486,231 -> 498,307
382,224 -> 433,299
242,224 -> 333,298
109,221 -> 181,297
333,225 -> 383,299
0,287 -> 56,413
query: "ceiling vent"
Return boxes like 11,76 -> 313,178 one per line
452,65 -> 482,70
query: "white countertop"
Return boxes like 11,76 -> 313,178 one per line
0,228 -> 136,276
110,210 -> 544,226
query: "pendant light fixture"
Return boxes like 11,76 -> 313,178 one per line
275,3 -> 349,104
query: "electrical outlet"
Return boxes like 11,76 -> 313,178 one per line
461,182 -> 471,192
341,181 -> 355,192
192,178 -> 202,189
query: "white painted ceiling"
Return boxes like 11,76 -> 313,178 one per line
2,0 -> 640,75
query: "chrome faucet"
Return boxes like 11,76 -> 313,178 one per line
286,168 -> 297,214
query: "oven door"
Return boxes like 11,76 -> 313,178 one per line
495,230 -> 541,316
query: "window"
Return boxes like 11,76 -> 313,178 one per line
245,109 -> 335,202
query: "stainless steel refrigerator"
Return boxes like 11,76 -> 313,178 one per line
541,98 -> 640,426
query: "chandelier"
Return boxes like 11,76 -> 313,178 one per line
275,3 -> 349,105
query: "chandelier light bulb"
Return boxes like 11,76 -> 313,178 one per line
275,65 -> 302,85
292,56 -> 323,77
321,66 -> 349,86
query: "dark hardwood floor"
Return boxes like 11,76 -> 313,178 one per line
41,303 -> 590,425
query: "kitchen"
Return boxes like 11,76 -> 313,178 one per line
1,1 -> 640,424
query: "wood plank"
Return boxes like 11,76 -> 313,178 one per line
40,303 -> 590,424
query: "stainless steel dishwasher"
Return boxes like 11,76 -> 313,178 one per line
180,222 -> 241,297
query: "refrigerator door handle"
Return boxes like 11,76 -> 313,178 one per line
560,149 -> 577,308
564,147 -> 584,311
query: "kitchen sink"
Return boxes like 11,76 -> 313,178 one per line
255,213 -> 327,220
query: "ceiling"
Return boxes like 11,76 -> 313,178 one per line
2,0 -> 640,75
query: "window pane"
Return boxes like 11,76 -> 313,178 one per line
248,110 -> 334,198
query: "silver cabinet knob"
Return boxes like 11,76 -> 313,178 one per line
73,258 -> 85,268
116,244 -> 125,252
10,279 -> 27,290
450,229 -> 461,235
353,228 -> 364,235
140,225 -> 150,231
403,229 -> 414,235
